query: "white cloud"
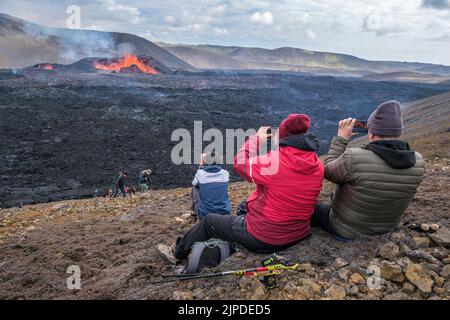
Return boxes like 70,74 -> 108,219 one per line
249,11 -> 274,25
213,27 -> 229,36
1,0 -> 450,64
102,0 -> 140,16
141,30 -> 156,40
306,29 -> 317,40
169,23 -> 203,32
164,16 -> 176,24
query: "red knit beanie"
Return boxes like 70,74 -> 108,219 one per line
278,114 -> 311,139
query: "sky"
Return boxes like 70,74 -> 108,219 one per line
1,0 -> 450,65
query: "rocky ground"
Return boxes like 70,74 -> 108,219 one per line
0,76 -> 449,300
0,156 -> 448,300
2,68 -> 450,208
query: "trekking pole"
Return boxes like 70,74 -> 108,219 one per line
150,258 -> 300,286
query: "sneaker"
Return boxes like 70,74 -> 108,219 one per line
156,243 -> 178,265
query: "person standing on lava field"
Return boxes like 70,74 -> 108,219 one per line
138,169 -> 152,192
157,114 -> 324,264
311,101 -> 425,240
112,172 -> 128,197
189,152 -> 231,223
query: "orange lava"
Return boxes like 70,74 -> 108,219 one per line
94,54 -> 159,74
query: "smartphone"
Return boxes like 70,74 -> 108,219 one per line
353,120 -> 368,134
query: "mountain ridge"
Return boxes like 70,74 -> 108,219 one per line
158,42 -> 450,76
0,13 -> 194,70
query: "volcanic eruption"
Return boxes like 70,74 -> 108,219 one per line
94,53 -> 160,74
29,63 -> 55,71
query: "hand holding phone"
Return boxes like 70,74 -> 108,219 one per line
353,120 -> 368,134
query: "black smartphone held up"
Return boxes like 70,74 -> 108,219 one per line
353,120 -> 368,134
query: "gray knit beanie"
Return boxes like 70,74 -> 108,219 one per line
368,101 -> 403,136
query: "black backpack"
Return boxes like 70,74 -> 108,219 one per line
185,238 -> 235,274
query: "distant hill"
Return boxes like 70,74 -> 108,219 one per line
362,72 -> 450,84
402,91 -> 450,158
353,91 -> 450,159
0,13 -> 194,70
159,43 -> 450,76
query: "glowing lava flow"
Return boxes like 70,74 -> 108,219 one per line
94,54 -> 159,74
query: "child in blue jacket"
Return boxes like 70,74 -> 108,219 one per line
190,153 -> 231,221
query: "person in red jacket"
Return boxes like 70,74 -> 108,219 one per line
157,114 -> 324,264
234,114 -> 325,246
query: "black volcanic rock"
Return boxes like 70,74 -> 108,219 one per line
0,69 -> 449,208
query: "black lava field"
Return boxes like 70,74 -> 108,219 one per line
1,69 -> 449,207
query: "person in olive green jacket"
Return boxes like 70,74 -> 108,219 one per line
311,101 -> 425,239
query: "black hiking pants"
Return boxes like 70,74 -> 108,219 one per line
112,183 -> 126,197
174,213 -> 301,260
311,202 -> 352,241
310,202 -> 335,234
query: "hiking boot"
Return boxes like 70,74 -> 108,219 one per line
188,213 -> 198,224
156,243 -> 178,265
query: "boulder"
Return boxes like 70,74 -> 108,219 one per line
440,265 -> 450,279
405,263 -> 435,294
429,226 -> 450,248
347,285 -> 359,296
405,263 -> 427,283
325,284 -> 347,300
300,279 -> 321,295
390,232 -> 405,242
349,273 -> 365,285
337,267 -> 350,281
380,260 -> 405,283
444,281 -> 450,294
414,278 -> 434,295
433,275 -> 445,287
283,282 -> 297,295
383,292 -> 408,300
173,290 -> 194,300
297,263 -> 314,272
433,287 -> 445,295
333,257 -> 349,269
192,288 -> 204,300
250,286 -> 266,300
411,237 -> 430,248
402,282 -> 415,294
378,242 -> 400,260
294,285 -> 314,300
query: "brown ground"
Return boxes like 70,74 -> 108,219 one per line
0,92 -> 449,300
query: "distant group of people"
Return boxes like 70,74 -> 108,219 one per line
157,100 -> 425,264
111,169 -> 153,197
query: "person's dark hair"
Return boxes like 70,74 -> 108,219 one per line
122,171 -> 128,176
371,134 -> 401,140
